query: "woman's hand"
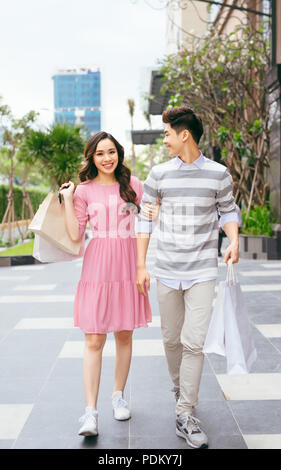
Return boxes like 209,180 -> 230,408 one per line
59,181 -> 75,199
143,198 -> 161,221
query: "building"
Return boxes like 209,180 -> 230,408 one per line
266,0 -> 281,233
210,0 -> 280,258
166,0 -> 210,54
211,0 -> 268,34
132,1 -> 209,146
52,66 -> 101,137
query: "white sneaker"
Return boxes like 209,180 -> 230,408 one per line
112,391 -> 131,421
78,408 -> 98,436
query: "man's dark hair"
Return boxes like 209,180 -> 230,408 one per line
162,106 -> 203,144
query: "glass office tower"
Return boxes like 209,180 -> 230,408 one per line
52,66 -> 101,137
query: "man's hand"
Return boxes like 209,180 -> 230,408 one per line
224,240 -> 239,265
136,267 -> 150,296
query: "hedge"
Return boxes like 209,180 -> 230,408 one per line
0,185 -> 49,221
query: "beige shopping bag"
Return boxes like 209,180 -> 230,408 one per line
28,192 -> 82,255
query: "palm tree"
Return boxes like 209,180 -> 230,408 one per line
23,122 -> 85,189
128,99 -> 136,175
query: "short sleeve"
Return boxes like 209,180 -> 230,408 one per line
130,176 -> 143,205
73,184 -> 89,239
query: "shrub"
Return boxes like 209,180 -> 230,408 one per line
241,205 -> 277,237
0,184 -> 48,221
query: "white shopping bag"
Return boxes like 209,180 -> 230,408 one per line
202,280 -> 225,356
203,260 -> 257,374
33,234 -> 84,263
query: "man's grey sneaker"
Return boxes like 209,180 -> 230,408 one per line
176,412 -> 208,449
78,409 -> 98,436
112,391 -> 131,420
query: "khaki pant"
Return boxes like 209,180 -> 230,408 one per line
157,279 -> 216,416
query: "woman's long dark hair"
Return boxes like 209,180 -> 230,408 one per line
79,131 -> 140,212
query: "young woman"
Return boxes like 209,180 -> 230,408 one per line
59,131 -> 152,437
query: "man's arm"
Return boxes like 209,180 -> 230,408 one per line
223,221 -> 239,264
216,169 -> 240,264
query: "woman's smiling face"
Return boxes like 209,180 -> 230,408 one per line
93,138 -> 119,176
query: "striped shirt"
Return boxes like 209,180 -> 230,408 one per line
137,153 -> 239,281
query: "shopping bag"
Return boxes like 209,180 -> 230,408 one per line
202,280 -> 225,356
203,260 -> 257,374
33,234 -> 84,263
28,192 -> 82,255
224,261 -> 257,374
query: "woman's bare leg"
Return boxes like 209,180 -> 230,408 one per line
83,333 -> 107,409
113,330 -> 133,393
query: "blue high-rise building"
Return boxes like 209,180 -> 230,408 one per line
52,66 -> 101,137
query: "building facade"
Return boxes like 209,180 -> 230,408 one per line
133,1 -> 210,147
211,0 -> 268,34
166,0 -> 209,54
52,66 -> 101,137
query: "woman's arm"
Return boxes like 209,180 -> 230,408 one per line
59,181 -> 80,242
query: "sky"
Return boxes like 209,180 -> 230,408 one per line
0,0 -> 166,153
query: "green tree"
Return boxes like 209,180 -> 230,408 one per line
0,98 -> 38,243
136,137 -> 169,180
160,23 -> 271,216
23,122 -> 85,189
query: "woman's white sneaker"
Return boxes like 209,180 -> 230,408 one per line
112,391 -> 131,421
78,408 -> 98,436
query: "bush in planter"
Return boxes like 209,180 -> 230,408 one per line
0,184 -> 48,220
241,205 -> 277,237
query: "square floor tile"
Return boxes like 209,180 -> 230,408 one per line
0,404 -> 33,439
13,284 -> 57,291
240,270 -> 281,277
0,295 -> 74,303
59,339 -> 165,358
270,338 -> 281,353
0,378 -> 43,403
228,400 -> 281,434
243,434 -> 281,449
255,324 -> 281,338
216,373 -> 281,400
15,317 -> 73,330
0,440 -> 14,449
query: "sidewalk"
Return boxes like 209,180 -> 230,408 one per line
0,236 -> 281,449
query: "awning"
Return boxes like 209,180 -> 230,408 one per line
131,129 -> 164,145
148,71 -> 172,115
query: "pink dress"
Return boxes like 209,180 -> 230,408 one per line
73,176 -> 152,334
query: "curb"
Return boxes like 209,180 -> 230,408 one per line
0,255 -> 45,267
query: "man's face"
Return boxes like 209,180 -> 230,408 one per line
163,123 -> 185,156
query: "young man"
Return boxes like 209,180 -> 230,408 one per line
136,106 -> 240,449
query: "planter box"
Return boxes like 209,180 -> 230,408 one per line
0,255 -> 44,267
239,234 -> 281,260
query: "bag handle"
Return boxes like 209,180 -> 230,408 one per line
226,259 -> 238,284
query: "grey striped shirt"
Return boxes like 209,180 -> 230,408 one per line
137,154 -> 237,280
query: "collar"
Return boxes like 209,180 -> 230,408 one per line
173,152 -> 205,170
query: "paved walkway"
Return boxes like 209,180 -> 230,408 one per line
0,235 -> 281,449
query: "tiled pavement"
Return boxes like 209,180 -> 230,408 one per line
0,235 -> 281,450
